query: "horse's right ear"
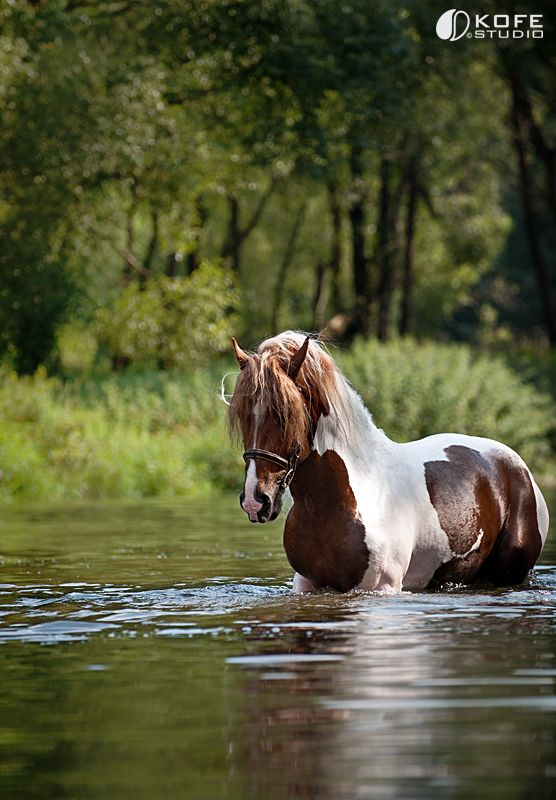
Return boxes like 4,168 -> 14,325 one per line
287,336 -> 310,382
232,338 -> 250,370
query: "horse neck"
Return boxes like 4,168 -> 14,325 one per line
312,379 -> 393,476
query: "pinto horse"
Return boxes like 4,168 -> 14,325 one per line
229,331 -> 549,593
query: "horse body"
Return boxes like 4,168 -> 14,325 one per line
229,331 -> 549,593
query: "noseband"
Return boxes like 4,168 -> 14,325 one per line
243,446 -> 300,492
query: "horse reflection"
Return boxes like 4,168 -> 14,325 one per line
228,591 -> 556,798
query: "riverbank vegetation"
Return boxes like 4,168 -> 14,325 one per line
0,339 -> 553,503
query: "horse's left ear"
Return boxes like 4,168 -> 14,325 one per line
287,337 -> 310,382
232,337 -> 250,370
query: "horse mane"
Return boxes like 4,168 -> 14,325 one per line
229,331 -> 347,450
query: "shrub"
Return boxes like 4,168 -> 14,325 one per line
0,365 -> 241,502
96,261 -> 239,369
0,338 -> 553,503
337,338 -> 555,473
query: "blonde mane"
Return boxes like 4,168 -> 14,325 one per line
229,331 -> 347,451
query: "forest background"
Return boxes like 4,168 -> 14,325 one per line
1,0 -> 555,501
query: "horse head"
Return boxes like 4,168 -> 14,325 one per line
229,333 -> 331,523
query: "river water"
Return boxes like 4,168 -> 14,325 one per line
1,492 -> 555,799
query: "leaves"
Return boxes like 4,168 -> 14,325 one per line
339,337 -> 554,471
0,0 -> 553,367
96,261 -> 239,368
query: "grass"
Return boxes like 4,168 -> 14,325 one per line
0,339 -> 554,502
0,366 -> 242,502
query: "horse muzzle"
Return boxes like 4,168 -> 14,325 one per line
239,488 -> 282,523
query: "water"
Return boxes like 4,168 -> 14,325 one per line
1,493 -> 555,799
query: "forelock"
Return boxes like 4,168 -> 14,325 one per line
228,332 -> 342,449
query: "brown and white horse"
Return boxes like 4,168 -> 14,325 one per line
228,331 -> 549,593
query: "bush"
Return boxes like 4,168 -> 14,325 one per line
96,261 -> 239,369
0,339 -> 553,503
337,338 -> 555,473
0,366 -> 242,502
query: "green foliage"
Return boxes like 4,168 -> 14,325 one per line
0,366 -> 242,503
338,338 -> 555,472
96,261 -> 238,369
0,337 -> 554,503
0,1 -> 554,373
57,322 -> 99,373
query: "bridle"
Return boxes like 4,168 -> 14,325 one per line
243,446 -> 301,492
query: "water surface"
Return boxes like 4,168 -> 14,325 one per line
1,492 -> 555,799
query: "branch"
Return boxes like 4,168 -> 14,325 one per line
122,249 -> 150,278
66,1 -> 137,16
85,222 -> 150,278
238,178 -> 277,241
271,201 -> 306,331
499,49 -> 555,171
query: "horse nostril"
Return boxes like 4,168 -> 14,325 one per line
239,491 -> 245,508
254,488 -> 268,506
255,490 -> 273,521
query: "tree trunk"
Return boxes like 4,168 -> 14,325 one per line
376,158 -> 392,341
399,160 -> 418,336
312,260 -> 327,330
223,194 -> 242,273
328,181 -> 343,314
122,181 -> 139,286
348,142 -> 370,336
222,180 -> 276,274
271,202 -> 306,332
141,208 -> 158,286
165,253 -> 179,277
186,195 -> 207,274
123,210 -> 135,287
111,354 -> 131,371
509,70 -> 556,345
503,56 -> 556,228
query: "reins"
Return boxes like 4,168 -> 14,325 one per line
243,446 -> 300,492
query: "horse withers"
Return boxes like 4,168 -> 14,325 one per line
228,331 -> 549,593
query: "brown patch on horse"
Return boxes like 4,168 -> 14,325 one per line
475,455 -> 542,586
425,445 -> 542,587
229,336 -> 335,455
284,450 -> 369,592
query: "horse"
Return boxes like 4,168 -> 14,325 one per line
228,331 -> 549,593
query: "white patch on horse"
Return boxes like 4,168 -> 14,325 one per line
242,401 -> 262,522
243,460 -> 261,521
451,528 -> 484,560
533,481 -> 550,545
313,380 -> 414,592
292,572 -> 316,593
312,378 -> 522,591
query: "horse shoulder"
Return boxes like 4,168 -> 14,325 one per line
284,450 -> 370,593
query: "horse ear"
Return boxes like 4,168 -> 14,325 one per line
287,336 -> 310,382
232,337 -> 250,370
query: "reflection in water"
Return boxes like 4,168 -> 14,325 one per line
0,496 -> 555,799
230,581 -> 556,800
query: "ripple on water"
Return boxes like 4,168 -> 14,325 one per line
0,581 -> 290,644
0,569 -> 555,646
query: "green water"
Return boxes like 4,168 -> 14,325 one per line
1,492 -> 555,799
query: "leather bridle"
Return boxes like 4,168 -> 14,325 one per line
243,446 -> 301,492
